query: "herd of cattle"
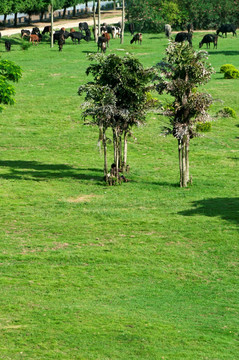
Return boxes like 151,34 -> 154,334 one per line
0,22 -> 237,52
165,23 -> 237,49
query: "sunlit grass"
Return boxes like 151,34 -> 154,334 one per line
0,29 -> 238,359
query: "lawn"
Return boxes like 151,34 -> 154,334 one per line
0,28 -> 238,359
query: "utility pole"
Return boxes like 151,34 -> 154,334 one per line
50,0 -> 54,48
121,0 -> 125,44
98,0 -> 101,39
93,0 -> 97,42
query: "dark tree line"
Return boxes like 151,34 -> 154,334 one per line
0,0 -> 106,26
126,0 -> 239,31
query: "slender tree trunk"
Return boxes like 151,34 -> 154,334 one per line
123,130 -> 128,172
73,6 -> 76,17
50,2 -> 54,48
28,13 -> 32,24
93,0 -> 98,42
178,139 -> 183,187
120,0 -> 125,44
185,135 -> 190,184
179,135 -> 190,187
102,128 -> 108,179
3,14 -> 7,27
62,8 -> 66,18
113,0 -> 116,10
98,0 -> 101,39
14,13 -> 18,27
40,11 -> 44,21
119,135 -> 122,169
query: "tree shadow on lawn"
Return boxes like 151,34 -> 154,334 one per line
0,160 -> 103,182
179,197 -> 239,227
208,50 -> 239,56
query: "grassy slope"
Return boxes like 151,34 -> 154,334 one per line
0,30 -> 238,359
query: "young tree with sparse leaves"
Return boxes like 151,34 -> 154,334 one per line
79,53 -> 155,185
156,42 -> 214,187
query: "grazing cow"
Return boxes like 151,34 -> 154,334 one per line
69,31 -> 86,44
102,32 -> 110,47
175,32 -> 192,46
53,30 -> 69,43
101,26 -> 115,38
21,29 -> 30,38
187,23 -> 194,33
128,23 -> 135,35
79,22 -> 89,31
130,33 -> 142,44
5,40 -> 11,51
58,33 -> 65,51
199,34 -> 218,49
216,24 -> 237,37
85,28 -> 91,42
42,26 -> 51,35
31,27 -> 40,35
165,24 -> 172,38
115,27 -> 121,38
29,34 -> 40,44
97,35 -> 107,53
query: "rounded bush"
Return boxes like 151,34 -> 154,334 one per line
220,64 -> 237,73
224,68 -> 239,79
218,107 -> 237,118
196,122 -> 212,132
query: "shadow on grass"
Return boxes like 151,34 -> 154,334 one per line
208,50 -> 239,56
0,160 -> 103,182
179,197 -> 239,227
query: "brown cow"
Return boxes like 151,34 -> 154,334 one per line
29,34 -> 40,44
102,32 -> 110,47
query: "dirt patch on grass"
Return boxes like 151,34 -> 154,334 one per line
67,194 -> 100,203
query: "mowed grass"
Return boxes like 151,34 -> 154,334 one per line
0,28 -> 238,359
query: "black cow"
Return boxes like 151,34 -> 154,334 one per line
69,31 -> 86,44
53,30 -> 70,43
216,24 -> 237,37
31,27 -> 40,35
5,40 -> 11,51
97,35 -> 107,52
128,23 -> 135,35
85,29 -> 91,42
175,32 -> 192,46
199,34 -> 218,49
21,29 -> 30,38
42,26 -> 51,35
79,22 -> 89,31
58,34 -> 65,51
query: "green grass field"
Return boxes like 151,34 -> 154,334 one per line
0,28 -> 238,359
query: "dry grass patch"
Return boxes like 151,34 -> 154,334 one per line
66,194 -> 101,203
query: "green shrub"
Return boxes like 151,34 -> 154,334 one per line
217,107 -> 236,118
220,64 -> 237,73
224,68 -> 239,79
20,40 -> 31,51
196,122 -> 212,132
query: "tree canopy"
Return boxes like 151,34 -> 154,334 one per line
0,58 -> 22,113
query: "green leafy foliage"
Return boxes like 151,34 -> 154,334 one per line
224,68 -> 239,79
220,64 -> 237,73
196,121 -> 212,132
217,106 -> 236,118
0,58 -> 22,111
